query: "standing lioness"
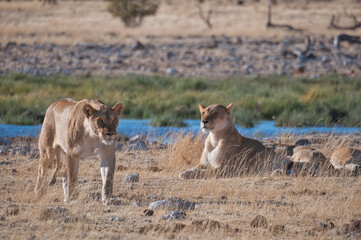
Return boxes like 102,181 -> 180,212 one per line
34,98 -> 124,204
179,103 -> 275,179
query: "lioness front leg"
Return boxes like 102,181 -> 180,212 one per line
63,153 -> 79,204
100,149 -> 116,205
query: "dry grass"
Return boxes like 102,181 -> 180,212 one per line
0,133 -> 360,239
1,0 -> 361,44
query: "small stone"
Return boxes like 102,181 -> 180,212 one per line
149,197 -> 195,211
124,172 -> 139,183
133,201 -> 141,207
131,41 -> 145,51
143,209 -> 154,216
349,220 -> 361,232
269,225 -> 285,234
250,215 -> 268,228
294,139 -> 310,146
204,56 -> 212,62
167,68 -> 178,75
166,51 -> 174,59
161,211 -> 186,220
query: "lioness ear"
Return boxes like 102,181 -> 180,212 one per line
112,102 -> 124,117
83,104 -> 97,118
199,104 -> 206,113
226,103 -> 234,114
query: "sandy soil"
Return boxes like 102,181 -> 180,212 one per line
0,134 -> 360,239
1,1 -> 361,77
1,0 -> 361,44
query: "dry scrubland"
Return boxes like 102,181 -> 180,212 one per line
1,0 -> 361,239
0,0 -> 361,44
0,133 -> 361,239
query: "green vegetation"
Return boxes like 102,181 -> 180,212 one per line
0,73 -> 360,127
107,0 -> 159,28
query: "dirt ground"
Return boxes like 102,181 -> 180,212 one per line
1,0 -> 361,44
0,134 -> 361,239
1,0 -> 361,77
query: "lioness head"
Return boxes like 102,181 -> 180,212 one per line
83,100 -> 124,145
199,103 -> 234,133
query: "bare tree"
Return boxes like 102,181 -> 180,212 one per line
197,4 -> 213,29
266,0 -> 302,32
197,0 -> 220,29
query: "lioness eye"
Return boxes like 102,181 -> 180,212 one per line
112,119 -> 117,125
98,119 -> 104,125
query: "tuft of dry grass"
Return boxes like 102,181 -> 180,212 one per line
166,132 -> 204,171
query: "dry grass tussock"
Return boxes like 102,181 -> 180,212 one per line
0,133 -> 360,239
166,132 -> 204,170
1,0 -> 361,44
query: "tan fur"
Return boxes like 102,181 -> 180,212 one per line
330,147 -> 361,172
179,103 -> 277,179
34,98 -> 124,204
286,146 -> 333,175
290,146 -> 327,163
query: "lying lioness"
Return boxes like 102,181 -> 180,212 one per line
179,103 -> 275,179
34,98 -> 124,204
330,147 -> 361,172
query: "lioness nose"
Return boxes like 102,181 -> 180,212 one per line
202,120 -> 208,124
106,131 -> 115,136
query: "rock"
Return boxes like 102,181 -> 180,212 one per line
204,56 -> 212,62
144,209 -> 154,216
161,211 -> 186,220
0,146 -> 9,155
269,225 -> 285,234
124,172 -> 139,183
133,201 -> 141,207
294,139 -> 310,146
166,51 -> 174,59
128,135 -> 148,145
147,166 -> 162,172
149,197 -> 195,211
9,146 -> 30,156
109,216 -> 125,222
5,42 -> 17,51
127,135 -> 149,151
131,41 -> 145,51
250,215 -> 268,228
127,140 -> 148,151
349,220 -> 361,232
167,67 -> 178,75
244,64 -> 253,72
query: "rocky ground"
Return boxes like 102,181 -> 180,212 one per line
0,134 -> 361,239
1,35 -> 361,78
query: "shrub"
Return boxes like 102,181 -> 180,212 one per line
107,0 -> 159,28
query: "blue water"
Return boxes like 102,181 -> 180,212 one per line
0,120 -> 359,139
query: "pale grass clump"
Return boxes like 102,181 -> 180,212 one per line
166,132 -> 204,171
